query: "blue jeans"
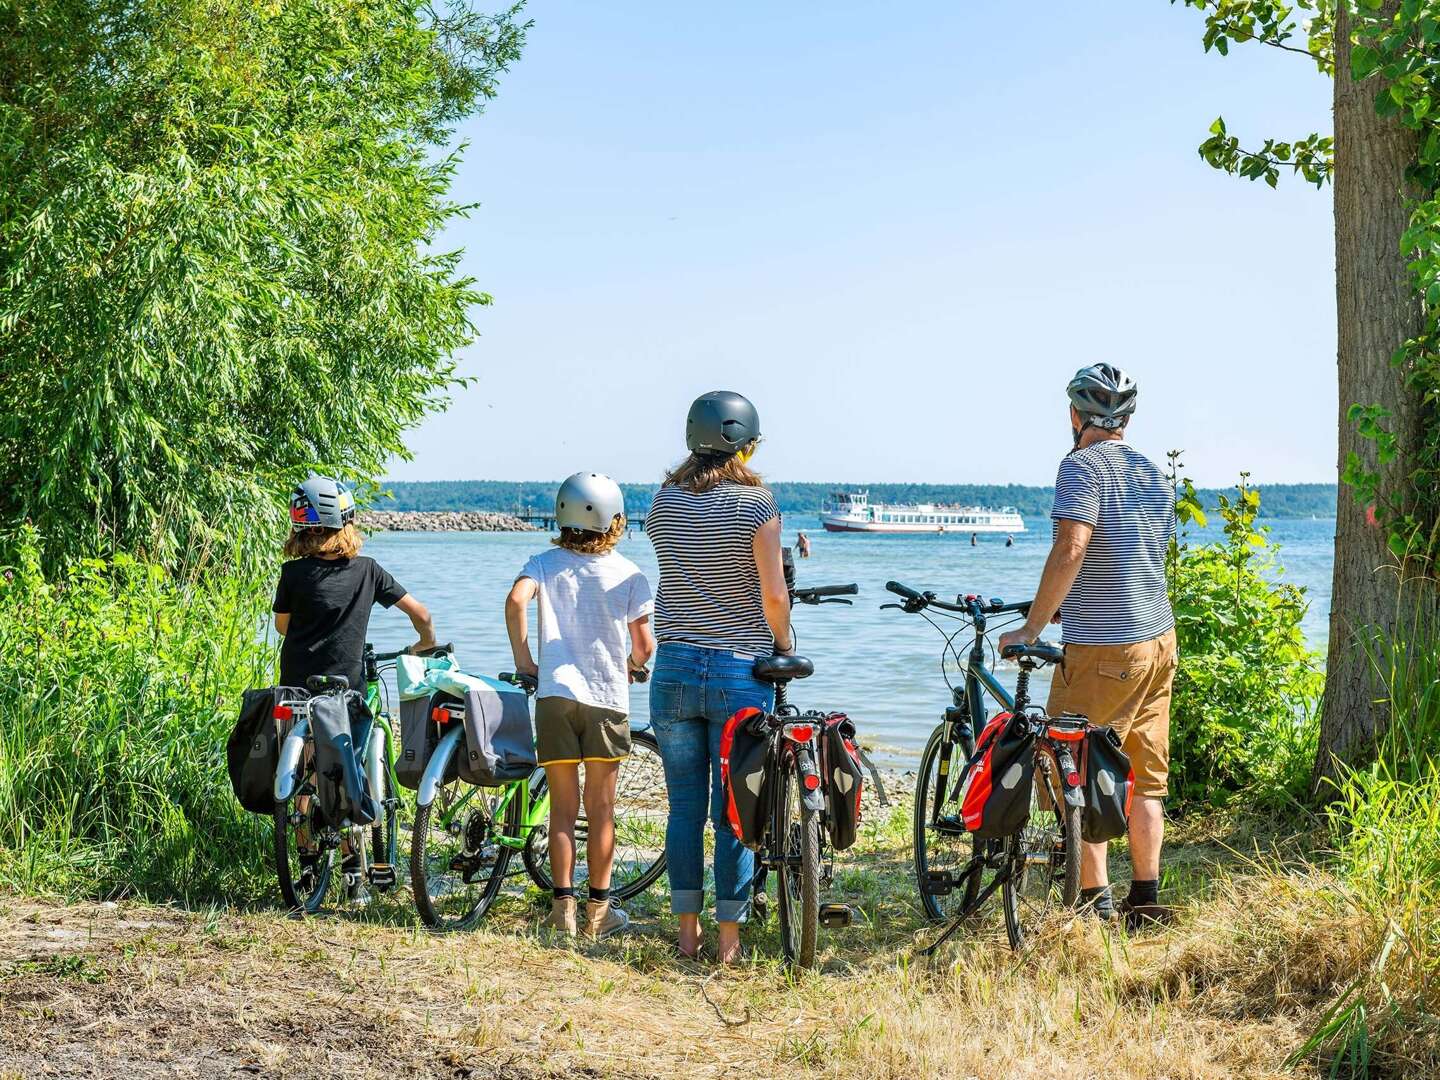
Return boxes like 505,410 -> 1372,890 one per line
649,642 -> 774,922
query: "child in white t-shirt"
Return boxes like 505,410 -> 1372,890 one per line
505,472 -> 654,940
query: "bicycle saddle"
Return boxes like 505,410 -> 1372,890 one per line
752,654 -> 815,683
305,674 -> 351,694
1000,642 -> 1064,667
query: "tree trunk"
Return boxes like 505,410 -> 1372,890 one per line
1314,1 -> 1427,791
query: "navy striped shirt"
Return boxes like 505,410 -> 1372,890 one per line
645,483 -> 781,657
1052,441 -> 1175,645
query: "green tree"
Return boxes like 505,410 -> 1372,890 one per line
0,0 -> 527,572
1175,0 -> 1438,787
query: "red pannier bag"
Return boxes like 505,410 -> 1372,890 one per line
820,713 -> 865,851
956,711 -> 1035,840
720,707 -> 771,850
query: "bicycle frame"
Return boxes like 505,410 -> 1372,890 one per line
415,721 -> 551,855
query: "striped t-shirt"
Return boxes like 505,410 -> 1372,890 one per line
645,483 -> 781,657
1051,440 -> 1176,646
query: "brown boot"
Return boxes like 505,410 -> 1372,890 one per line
584,899 -> 630,940
542,895 -> 578,937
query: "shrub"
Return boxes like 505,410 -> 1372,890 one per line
0,528 -> 276,901
1166,463 -> 1323,809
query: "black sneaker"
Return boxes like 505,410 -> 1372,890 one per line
1119,899 -> 1176,931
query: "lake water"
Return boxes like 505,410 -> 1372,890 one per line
364,516 -> 1335,766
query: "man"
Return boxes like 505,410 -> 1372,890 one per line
998,364 -> 1177,928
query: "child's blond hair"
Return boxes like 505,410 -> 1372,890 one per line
552,515 -> 626,555
284,523 -> 363,560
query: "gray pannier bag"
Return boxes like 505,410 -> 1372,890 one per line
311,692 -> 378,826
397,691 -> 462,790
458,683 -> 537,786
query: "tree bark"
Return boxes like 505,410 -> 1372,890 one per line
1314,1 -> 1428,791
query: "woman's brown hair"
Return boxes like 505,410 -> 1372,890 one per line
284,523 -> 363,560
662,446 -> 765,494
553,514 -> 627,555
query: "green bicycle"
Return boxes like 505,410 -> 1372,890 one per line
410,673 -> 670,932
272,642 -> 448,914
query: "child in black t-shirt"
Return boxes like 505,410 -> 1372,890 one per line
272,473 -> 437,688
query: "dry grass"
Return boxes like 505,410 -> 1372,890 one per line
0,808 -> 1429,1080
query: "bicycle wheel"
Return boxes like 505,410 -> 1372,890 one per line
274,770 -> 332,914
522,729 -> 669,901
1002,747 -> 1082,950
411,779 -> 519,931
776,749 -> 821,969
914,723 -> 998,922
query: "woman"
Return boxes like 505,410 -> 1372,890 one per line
645,390 -> 792,962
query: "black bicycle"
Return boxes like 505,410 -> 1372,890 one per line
883,581 -> 1083,951
744,582 -> 872,969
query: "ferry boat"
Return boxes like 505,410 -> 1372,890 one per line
819,491 -> 1026,534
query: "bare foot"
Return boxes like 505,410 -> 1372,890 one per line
717,920 -> 742,964
678,914 -> 703,958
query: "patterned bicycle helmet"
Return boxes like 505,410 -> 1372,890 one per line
1066,364 -> 1138,430
290,473 -> 356,530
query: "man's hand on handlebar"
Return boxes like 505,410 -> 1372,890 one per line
996,627 -> 1036,657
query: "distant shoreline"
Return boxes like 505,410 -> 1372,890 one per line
375,479 -> 1339,521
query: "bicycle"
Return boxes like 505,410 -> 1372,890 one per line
409,671 -> 670,931
882,581 -> 1084,951
743,582 -> 877,969
272,642 -> 445,914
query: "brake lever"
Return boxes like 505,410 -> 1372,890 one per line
880,603 -> 904,611
817,598 -> 853,605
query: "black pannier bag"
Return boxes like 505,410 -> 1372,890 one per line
227,686 -> 307,814
458,683 -> 536,786
720,706 -> 770,849
956,711 -> 1035,840
821,713 -> 865,851
310,692 -> 378,826
397,691 -> 462,790
1081,725 -> 1134,843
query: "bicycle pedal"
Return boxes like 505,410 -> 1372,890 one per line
367,863 -> 397,890
819,903 -> 852,929
920,870 -> 955,897
751,891 -> 769,924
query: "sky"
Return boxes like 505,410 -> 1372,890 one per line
388,1 -> 1336,489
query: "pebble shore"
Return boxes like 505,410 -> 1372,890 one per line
360,510 -> 538,532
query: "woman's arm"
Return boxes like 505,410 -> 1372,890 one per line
753,516 -> 793,653
394,593 -> 437,652
504,578 -> 540,677
273,613 -> 290,637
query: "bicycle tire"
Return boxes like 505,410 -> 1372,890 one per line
913,723 -> 991,922
1002,748 -> 1081,949
776,750 -> 821,969
411,780 -> 518,931
274,782 -> 331,915
522,728 -> 669,901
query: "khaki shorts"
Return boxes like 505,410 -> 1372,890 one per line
1046,630 -> 1177,799
534,697 -> 631,766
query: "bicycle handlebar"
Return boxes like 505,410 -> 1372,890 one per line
793,583 -> 859,605
883,581 -> 1032,618
372,642 -> 454,663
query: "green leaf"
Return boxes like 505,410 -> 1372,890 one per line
1352,44 -> 1382,80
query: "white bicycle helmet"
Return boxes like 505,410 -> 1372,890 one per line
555,472 -> 625,533
290,473 -> 357,530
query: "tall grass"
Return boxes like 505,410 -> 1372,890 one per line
1304,596 -> 1440,1074
0,529 -> 276,902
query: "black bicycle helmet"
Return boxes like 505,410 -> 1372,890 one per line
1066,364 -> 1137,431
685,390 -> 761,455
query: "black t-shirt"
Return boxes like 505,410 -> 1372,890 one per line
272,556 -> 407,690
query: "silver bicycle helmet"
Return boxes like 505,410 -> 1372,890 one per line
1066,364 -> 1138,430
290,473 -> 357,530
685,391 -> 761,455
555,472 -> 625,533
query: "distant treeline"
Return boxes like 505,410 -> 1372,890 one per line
376,480 -> 1338,519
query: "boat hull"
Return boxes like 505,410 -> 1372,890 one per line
820,518 -> 1025,534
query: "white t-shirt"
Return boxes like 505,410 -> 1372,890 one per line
517,547 -> 654,713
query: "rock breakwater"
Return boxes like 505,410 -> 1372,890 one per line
360,510 -> 538,532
